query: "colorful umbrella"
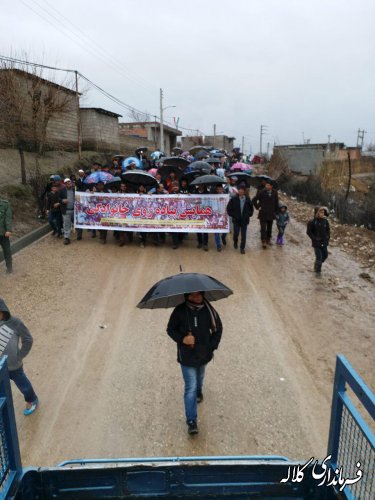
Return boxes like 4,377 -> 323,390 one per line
122,156 -> 141,170
230,162 -> 253,172
84,172 -> 114,184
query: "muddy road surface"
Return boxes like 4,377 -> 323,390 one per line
2,217 -> 374,467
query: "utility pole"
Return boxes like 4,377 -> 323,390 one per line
356,128 -> 366,149
260,124 -> 267,155
154,115 -> 157,149
241,136 -> 244,154
213,124 -> 216,148
75,70 -> 82,159
159,88 -> 164,152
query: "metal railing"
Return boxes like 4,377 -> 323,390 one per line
0,357 -> 22,499
327,355 -> 375,499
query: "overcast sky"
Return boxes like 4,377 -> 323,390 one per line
1,0 -> 374,153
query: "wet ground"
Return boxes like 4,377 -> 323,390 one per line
1,214 -> 374,467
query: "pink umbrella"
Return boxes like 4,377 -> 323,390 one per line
148,168 -> 158,177
230,162 -> 253,172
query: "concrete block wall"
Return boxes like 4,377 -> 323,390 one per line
81,109 -> 120,152
119,136 -> 156,156
276,147 -> 325,175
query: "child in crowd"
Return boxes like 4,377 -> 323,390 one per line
275,203 -> 289,245
306,206 -> 330,276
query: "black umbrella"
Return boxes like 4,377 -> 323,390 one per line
250,175 -> 278,190
189,145 -> 209,155
137,272 -> 233,309
161,157 -> 190,169
195,150 -> 210,160
190,174 -> 225,186
171,147 -> 183,155
158,165 -> 183,179
135,147 -> 148,156
121,171 -> 158,187
206,157 -> 222,164
188,161 -> 212,173
182,170 -> 205,183
105,176 -> 122,190
227,172 -> 253,187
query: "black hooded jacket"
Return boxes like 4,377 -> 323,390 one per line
167,302 -> 222,367
307,211 -> 330,247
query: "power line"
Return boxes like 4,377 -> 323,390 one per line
0,54 -> 206,135
0,54 -> 75,73
0,54 -> 151,119
46,0 -> 157,97
34,0 -> 157,96
21,0 -> 156,97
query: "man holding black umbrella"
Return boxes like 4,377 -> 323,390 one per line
167,291 -> 222,435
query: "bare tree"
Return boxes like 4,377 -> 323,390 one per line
0,67 -> 29,183
0,59 -> 75,185
129,109 -> 151,122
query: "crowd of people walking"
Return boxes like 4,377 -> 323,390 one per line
2,147 -> 331,277
42,146 -> 289,256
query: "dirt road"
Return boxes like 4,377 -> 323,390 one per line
2,216 -> 374,467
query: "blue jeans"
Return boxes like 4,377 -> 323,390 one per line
233,222 -> 248,250
48,211 -> 62,234
181,364 -> 206,422
9,366 -> 38,403
314,246 -> 328,263
214,233 -> 226,249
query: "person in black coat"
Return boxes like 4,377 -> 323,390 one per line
195,184 -> 209,251
226,185 -> 254,254
252,182 -> 279,248
167,292 -> 222,434
307,206 -> 330,276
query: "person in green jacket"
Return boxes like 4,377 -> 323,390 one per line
0,199 -> 12,274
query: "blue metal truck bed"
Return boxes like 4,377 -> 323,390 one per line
1,355 -> 374,499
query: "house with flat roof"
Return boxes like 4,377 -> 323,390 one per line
118,121 -> 181,155
272,143 -> 362,175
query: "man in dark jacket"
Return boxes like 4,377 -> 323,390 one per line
226,185 -> 254,254
0,198 -> 12,274
252,181 -> 279,248
167,292 -> 222,435
46,184 -> 63,237
0,298 -> 38,415
307,206 -> 330,276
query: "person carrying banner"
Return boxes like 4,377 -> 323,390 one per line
0,298 -> 39,415
195,184 -> 209,251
